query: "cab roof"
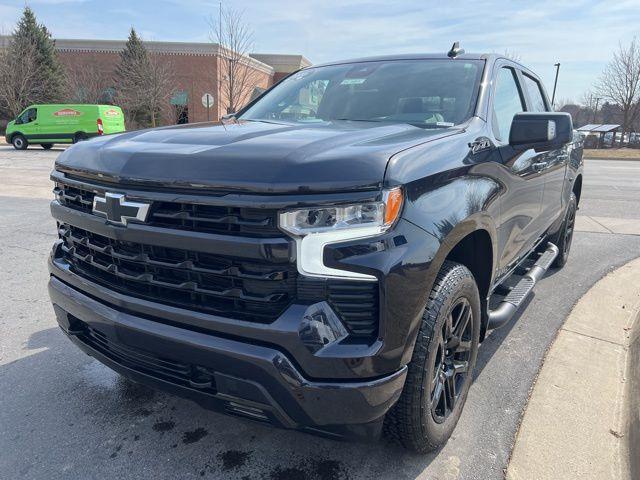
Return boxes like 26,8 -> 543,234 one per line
312,53 -> 503,68
313,53 -> 499,67
310,53 -> 538,83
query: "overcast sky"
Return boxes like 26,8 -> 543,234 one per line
1,0 -> 639,103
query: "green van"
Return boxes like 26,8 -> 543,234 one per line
5,104 -> 126,150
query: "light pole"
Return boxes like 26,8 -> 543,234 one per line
551,63 -> 561,108
593,96 -> 602,123
591,97 -> 603,148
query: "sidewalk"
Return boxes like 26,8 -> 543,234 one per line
576,215 -> 640,236
507,258 -> 640,480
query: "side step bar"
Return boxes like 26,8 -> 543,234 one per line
487,242 -> 559,330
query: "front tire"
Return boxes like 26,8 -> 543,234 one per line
12,135 -> 28,150
384,261 -> 481,452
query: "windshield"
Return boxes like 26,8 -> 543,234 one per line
241,59 -> 484,127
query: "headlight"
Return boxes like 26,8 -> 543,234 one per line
280,203 -> 383,235
279,187 -> 403,280
280,188 -> 403,235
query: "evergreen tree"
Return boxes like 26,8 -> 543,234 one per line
114,29 -> 150,126
117,28 -> 151,74
12,7 -> 66,102
114,28 -> 174,128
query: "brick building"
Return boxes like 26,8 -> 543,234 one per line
1,36 -> 310,124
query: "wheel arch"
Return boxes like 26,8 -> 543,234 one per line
6,131 -> 22,143
572,174 -> 583,205
425,215 -> 497,341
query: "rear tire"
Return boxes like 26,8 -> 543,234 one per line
384,260 -> 481,452
551,192 -> 577,268
73,132 -> 87,144
11,135 -> 28,150
41,143 -> 53,150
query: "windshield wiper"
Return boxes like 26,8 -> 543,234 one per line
333,118 -> 386,123
241,118 -> 290,125
410,123 -> 455,129
334,118 -> 455,129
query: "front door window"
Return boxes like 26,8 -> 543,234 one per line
17,108 -> 37,124
492,68 -> 524,142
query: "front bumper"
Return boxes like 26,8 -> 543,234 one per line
49,274 -> 407,438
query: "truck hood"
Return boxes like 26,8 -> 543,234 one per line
55,120 -> 459,194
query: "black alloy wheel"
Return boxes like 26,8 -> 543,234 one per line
430,297 -> 473,423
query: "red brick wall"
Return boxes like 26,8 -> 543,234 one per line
273,72 -> 291,84
215,57 -> 273,119
58,51 -> 274,124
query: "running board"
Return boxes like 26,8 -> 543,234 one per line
487,242 -> 559,330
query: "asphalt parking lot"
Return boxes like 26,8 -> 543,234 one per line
1,145 -> 639,480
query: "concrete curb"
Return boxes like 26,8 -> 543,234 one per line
507,257 -> 640,480
585,156 -> 640,162
628,311 -> 640,480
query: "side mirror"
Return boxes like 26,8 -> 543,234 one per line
509,112 -> 573,151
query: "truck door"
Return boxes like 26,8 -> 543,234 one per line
520,72 -> 568,229
491,65 -> 546,272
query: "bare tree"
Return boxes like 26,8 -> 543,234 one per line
209,6 -> 262,114
146,55 -> 176,127
581,91 -> 597,112
555,98 -> 575,110
597,38 -> 640,146
579,90 -> 602,124
0,39 -> 44,118
66,60 -> 112,104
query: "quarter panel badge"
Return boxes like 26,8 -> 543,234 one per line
93,193 -> 150,225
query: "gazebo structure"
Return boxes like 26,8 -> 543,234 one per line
577,124 -> 621,148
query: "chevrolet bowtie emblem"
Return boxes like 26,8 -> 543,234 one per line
92,193 -> 150,226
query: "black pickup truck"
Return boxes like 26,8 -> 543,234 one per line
48,48 -> 583,452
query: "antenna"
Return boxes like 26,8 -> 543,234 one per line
448,41 -> 465,58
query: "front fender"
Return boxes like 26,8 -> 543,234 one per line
402,173 -> 500,275
6,130 -> 20,143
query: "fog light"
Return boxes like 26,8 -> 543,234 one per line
299,302 -> 348,353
